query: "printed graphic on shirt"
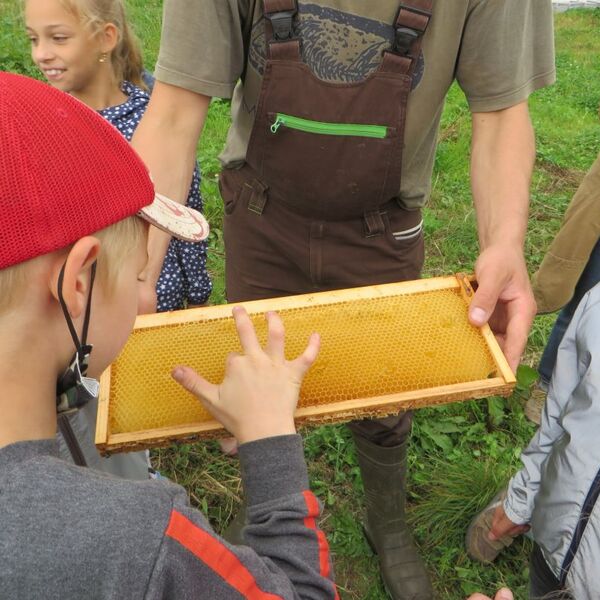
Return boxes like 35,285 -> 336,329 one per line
249,3 -> 425,87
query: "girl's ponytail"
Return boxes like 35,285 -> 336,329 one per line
112,3 -> 145,89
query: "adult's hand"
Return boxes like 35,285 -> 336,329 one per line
469,244 -> 537,372
467,588 -> 513,600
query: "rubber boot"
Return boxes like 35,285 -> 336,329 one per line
353,433 -> 434,600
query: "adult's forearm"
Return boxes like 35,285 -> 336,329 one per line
467,102 -> 537,370
132,81 -> 211,281
471,102 -> 535,250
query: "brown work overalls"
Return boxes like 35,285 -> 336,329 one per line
220,0 -> 432,446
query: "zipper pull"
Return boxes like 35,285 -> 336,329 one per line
270,116 -> 283,133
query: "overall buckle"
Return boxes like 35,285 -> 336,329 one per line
392,4 -> 431,56
266,9 -> 297,41
393,27 -> 419,56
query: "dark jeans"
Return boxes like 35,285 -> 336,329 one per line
538,238 -> 600,388
529,543 -> 574,600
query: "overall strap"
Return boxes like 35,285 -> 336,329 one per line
263,0 -> 301,61
381,0 -> 433,75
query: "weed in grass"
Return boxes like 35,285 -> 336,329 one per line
152,441 -> 243,531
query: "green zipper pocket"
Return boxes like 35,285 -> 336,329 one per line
269,113 -> 389,139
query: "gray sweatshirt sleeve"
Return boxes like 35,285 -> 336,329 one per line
504,293 -> 593,525
145,435 -> 338,599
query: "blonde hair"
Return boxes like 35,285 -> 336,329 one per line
59,0 -> 146,89
0,216 -> 146,314
95,214 -> 146,290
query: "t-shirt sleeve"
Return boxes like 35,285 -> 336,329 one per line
456,0 -> 556,112
154,0 -> 253,98
145,436 -> 339,599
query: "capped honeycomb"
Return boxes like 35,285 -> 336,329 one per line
103,277 -> 511,448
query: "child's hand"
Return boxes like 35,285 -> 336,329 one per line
172,307 -> 320,445
467,588 -> 513,600
489,505 -> 529,541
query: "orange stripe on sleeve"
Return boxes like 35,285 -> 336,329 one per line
302,491 -> 340,600
166,510 -> 282,600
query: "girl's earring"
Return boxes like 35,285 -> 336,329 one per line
98,52 -> 108,63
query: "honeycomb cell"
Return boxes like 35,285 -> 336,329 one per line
106,281 -> 504,437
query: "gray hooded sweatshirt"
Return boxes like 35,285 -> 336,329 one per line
0,434 -> 338,599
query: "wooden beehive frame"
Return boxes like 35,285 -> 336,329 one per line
96,275 -> 515,455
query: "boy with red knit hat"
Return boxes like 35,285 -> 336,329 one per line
0,71 -> 338,599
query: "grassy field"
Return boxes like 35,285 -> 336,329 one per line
3,3 -> 600,598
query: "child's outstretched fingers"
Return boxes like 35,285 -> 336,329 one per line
173,309 -> 320,444
232,306 -> 261,355
172,366 -> 218,405
292,332 -> 321,376
265,311 -> 285,361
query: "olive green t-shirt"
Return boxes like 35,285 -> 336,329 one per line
155,0 -> 555,209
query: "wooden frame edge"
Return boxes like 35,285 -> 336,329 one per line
99,377 -> 515,455
480,324 -> 516,384
95,366 -> 112,452
133,276 -> 464,330
454,274 -> 515,385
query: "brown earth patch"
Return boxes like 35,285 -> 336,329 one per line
536,160 -> 586,192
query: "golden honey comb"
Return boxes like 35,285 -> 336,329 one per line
96,275 -> 515,454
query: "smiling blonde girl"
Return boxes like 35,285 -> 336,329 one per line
25,0 -> 211,314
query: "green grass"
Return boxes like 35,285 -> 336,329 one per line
3,4 -> 600,598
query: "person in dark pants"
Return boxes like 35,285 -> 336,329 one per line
131,2 -> 555,597
529,544 -> 574,600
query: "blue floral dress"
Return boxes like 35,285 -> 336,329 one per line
99,81 -> 212,311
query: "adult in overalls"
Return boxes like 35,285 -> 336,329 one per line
133,2 -> 555,598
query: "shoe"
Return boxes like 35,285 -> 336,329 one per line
465,491 -> 514,563
525,386 -> 547,425
352,433 -> 433,600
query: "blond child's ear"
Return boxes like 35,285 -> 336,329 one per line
98,22 -> 120,56
49,237 -> 100,319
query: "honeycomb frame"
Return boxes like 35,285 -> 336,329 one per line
96,275 -> 515,455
